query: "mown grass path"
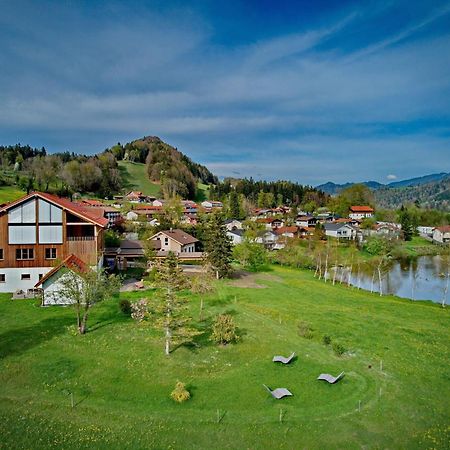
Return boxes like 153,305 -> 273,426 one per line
0,266 -> 448,449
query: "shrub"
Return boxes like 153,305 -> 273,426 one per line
298,321 -> 314,339
322,335 -> 332,345
210,314 -> 239,345
119,299 -> 131,316
170,381 -> 191,403
332,342 -> 346,357
131,299 -> 148,322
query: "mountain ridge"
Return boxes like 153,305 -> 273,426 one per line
317,172 -> 449,195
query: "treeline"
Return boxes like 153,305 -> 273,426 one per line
0,144 -> 122,198
210,178 -> 328,208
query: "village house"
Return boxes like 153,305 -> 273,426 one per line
35,254 -> 90,306
227,229 -> 244,245
0,192 -> 108,294
255,230 -> 278,250
256,217 -> 284,230
295,215 -> 318,228
432,226 -> 450,244
125,191 -> 148,203
104,239 -> 145,270
224,219 -> 243,231
349,206 -> 374,220
149,229 -> 199,254
201,200 -> 223,209
324,223 -> 357,240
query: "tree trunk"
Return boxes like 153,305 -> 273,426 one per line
442,272 -> 449,308
165,325 -> 171,356
199,298 -> 204,321
378,264 -> 383,296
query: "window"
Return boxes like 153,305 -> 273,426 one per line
16,248 -> 34,260
164,237 -> 169,245
0,274 -> 5,283
0,249 -> 3,260
38,274 -> 44,280
21,274 -> 31,280
45,248 -> 57,259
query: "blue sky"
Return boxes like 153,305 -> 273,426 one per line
0,0 -> 449,185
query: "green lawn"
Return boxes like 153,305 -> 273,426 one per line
0,185 -> 25,204
118,161 -> 161,197
0,266 -> 449,449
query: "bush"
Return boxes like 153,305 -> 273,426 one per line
332,342 -> 346,357
233,241 -> 268,272
298,321 -> 314,339
119,299 -> 131,315
210,314 -> 239,345
322,335 -> 331,345
170,381 -> 191,403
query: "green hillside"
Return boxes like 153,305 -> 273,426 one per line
118,161 -> 161,197
0,266 -> 448,449
0,185 -> 25,204
118,160 -> 210,201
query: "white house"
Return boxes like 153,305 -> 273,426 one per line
224,219 -> 243,231
201,200 -> 223,209
324,223 -> 357,240
295,216 -> 317,227
149,229 -> 198,253
255,230 -> 278,249
417,226 -> 434,236
432,226 -> 450,244
349,206 -> 374,220
35,254 -> 89,306
227,229 -> 244,245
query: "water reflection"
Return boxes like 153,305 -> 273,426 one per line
350,255 -> 449,303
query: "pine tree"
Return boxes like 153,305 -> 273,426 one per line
398,206 -> 413,241
204,213 -> 233,278
154,252 -> 198,355
229,189 -> 241,219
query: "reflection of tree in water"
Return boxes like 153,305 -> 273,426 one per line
355,255 -> 447,303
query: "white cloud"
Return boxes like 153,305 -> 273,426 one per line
387,174 -> 397,180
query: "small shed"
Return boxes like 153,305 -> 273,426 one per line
35,254 -> 90,306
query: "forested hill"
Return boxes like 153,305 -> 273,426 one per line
375,175 -> 450,210
109,136 -> 217,199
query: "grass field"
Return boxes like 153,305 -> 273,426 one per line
118,161 -> 210,201
0,266 -> 449,449
118,161 -> 161,197
0,185 -> 25,204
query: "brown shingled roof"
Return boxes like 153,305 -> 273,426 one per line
153,229 -> 198,245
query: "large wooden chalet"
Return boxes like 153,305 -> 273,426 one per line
0,192 -> 108,293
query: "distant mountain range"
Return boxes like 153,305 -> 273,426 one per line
317,172 -> 450,195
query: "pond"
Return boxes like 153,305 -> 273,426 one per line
347,255 -> 449,304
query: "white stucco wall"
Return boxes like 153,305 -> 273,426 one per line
0,267 -> 52,293
42,271 -> 83,306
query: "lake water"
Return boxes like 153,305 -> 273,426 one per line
338,256 -> 449,304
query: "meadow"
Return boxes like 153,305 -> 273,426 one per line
0,266 -> 449,449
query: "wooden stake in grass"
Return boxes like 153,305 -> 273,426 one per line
358,400 -> 361,412
380,360 -> 383,372
279,408 -> 284,423
70,392 -> 74,408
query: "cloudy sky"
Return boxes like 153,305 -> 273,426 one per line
1,0 -> 449,185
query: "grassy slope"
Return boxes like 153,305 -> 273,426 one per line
0,185 -> 25,204
118,161 -> 161,197
0,266 -> 449,449
118,161 -> 210,201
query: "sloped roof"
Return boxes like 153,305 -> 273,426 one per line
435,225 -> 450,233
1,192 -> 109,227
35,254 -> 90,287
274,226 -> 299,235
350,206 -> 374,213
324,223 -> 355,231
151,229 -> 198,245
